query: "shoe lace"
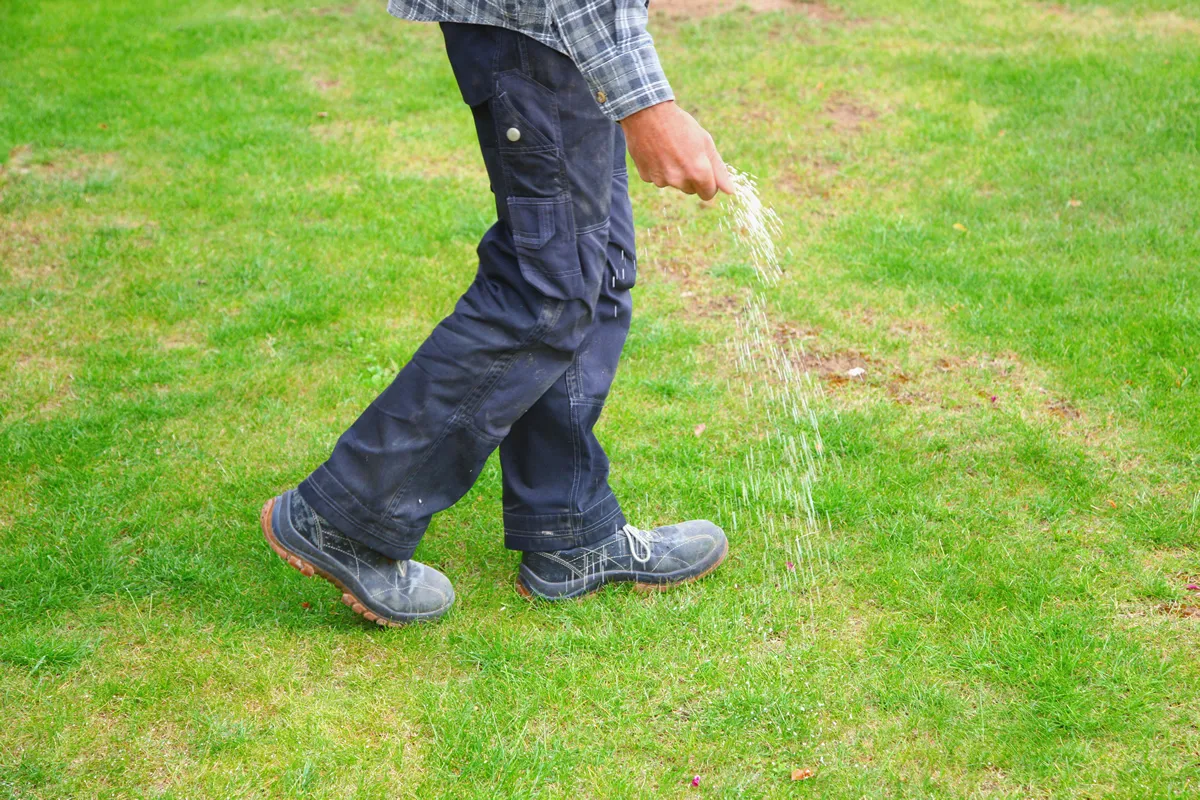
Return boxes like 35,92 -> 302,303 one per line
622,523 -> 656,564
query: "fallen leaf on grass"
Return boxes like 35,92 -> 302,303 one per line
301,602 -> 311,609
791,768 -> 815,781
952,223 -> 967,232
694,423 -> 707,436
1107,499 -> 1118,509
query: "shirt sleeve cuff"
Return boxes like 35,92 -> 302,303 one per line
580,43 -> 676,122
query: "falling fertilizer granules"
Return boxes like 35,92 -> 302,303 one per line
717,164 -> 837,780
725,169 -> 784,285
721,166 -> 835,624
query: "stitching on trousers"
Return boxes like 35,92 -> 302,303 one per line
504,498 -> 624,538
566,357 -> 582,534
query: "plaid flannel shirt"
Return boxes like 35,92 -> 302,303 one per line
387,0 -> 674,121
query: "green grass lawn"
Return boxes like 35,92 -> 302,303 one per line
2,0 -> 1198,796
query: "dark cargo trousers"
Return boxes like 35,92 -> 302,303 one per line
299,22 -> 637,560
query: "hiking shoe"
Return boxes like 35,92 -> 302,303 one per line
516,521 -> 729,600
260,490 -> 454,626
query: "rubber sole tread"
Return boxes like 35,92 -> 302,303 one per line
261,496 -> 405,627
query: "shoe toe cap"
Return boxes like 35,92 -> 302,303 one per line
657,520 -> 727,566
372,563 -> 455,619
410,563 -> 456,612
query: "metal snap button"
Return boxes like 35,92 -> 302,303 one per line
506,127 -> 521,142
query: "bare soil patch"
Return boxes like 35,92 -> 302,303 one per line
1,144 -> 120,185
793,348 -> 875,384
651,0 -> 846,22
823,95 -> 879,135
1039,4 -> 1200,38
1157,602 -> 1200,620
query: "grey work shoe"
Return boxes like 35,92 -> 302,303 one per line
260,490 -> 454,626
516,521 -> 729,600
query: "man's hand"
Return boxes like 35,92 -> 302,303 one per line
620,101 -> 735,201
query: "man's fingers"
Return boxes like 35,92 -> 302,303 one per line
712,156 -> 735,196
707,140 -> 736,196
690,158 -> 717,200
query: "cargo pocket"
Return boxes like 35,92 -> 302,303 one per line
494,71 -> 564,199
610,245 -> 637,291
608,168 -> 637,291
508,194 -> 585,301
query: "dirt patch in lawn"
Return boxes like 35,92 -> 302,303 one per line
794,348 -> 875,383
0,217 -> 63,283
1038,4 -> 1200,38
1157,602 -> 1200,619
5,354 -> 78,419
309,118 -> 483,182
823,94 -> 880,135
2,144 -> 121,186
651,0 -> 848,22
640,249 -> 751,321
766,303 -> 1122,439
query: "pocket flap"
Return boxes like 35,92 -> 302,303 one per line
507,196 -> 559,250
506,194 -> 585,301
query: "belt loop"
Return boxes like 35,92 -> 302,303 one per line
490,25 -> 502,77
517,35 -> 530,74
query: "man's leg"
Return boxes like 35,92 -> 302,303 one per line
498,128 -> 637,552
497,123 -> 729,601
296,24 -> 622,561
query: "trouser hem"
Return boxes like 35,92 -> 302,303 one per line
503,492 -> 625,552
299,467 -> 423,561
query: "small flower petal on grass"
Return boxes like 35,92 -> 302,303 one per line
953,222 -> 968,232
694,423 -> 707,437
1187,584 -> 1199,591
691,775 -> 701,787
786,561 -> 795,571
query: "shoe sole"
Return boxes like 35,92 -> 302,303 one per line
260,496 -> 410,627
514,537 -> 730,601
